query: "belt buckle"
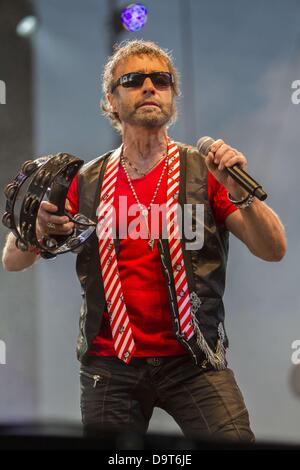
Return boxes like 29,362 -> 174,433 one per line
147,357 -> 162,367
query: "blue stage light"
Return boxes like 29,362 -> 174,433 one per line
121,3 -> 148,32
16,15 -> 38,37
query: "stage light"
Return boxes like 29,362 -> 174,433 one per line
121,3 -> 148,32
0,0 -> 39,36
16,15 -> 38,37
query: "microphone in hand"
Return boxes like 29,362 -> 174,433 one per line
196,136 -> 267,201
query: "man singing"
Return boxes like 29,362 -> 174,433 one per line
2,40 -> 286,441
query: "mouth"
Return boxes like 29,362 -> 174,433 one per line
139,102 -> 160,108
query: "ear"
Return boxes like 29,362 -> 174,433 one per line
107,93 -> 118,113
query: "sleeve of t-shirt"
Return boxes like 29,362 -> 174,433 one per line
207,171 -> 238,226
66,174 -> 79,215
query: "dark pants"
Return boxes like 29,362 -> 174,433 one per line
80,355 -> 255,442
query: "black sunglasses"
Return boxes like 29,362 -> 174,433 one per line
111,72 -> 174,92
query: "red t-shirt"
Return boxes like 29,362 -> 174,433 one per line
67,156 -> 237,357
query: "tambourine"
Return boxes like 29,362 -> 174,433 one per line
2,153 -> 96,259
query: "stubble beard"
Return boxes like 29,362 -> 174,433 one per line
120,102 -> 176,128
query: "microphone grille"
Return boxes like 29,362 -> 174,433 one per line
196,136 -> 214,156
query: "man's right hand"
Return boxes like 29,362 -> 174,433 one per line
36,201 -> 75,239
2,200 -> 75,271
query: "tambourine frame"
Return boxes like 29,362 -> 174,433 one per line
2,153 -> 96,259
3,156 -> 51,250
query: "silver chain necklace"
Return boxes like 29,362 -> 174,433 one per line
122,153 -> 166,177
121,152 -> 168,250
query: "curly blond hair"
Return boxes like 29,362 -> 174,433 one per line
101,39 -> 181,133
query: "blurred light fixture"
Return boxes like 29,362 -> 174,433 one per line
121,3 -> 148,32
0,0 -> 39,35
16,15 -> 38,37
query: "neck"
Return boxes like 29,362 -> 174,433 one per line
122,124 -> 168,164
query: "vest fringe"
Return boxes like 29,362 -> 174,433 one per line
190,292 -> 227,370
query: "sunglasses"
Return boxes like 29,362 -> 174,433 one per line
111,72 -> 174,92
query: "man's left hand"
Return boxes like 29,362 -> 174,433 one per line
205,139 -> 248,199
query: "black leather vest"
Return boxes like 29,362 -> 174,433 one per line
75,142 -> 230,369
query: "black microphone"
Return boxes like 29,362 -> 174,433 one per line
196,136 -> 267,201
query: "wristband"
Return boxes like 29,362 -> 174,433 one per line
228,192 -> 255,209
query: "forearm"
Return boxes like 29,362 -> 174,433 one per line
237,197 -> 287,261
2,232 -> 39,271
2,201 -> 74,271
205,138 -> 287,261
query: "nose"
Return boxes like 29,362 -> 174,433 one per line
141,77 -> 155,94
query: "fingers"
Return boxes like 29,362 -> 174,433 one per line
65,198 -> 72,212
37,201 -> 74,237
46,221 -> 74,234
209,140 -> 247,171
205,151 -> 216,171
205,151 -> 226,178
210,139 -> 224,153
40,201 -> 59,213
222,153 -> 247,171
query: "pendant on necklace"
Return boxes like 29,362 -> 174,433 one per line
141,208 -> 148,217
148,238 -> 155,250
